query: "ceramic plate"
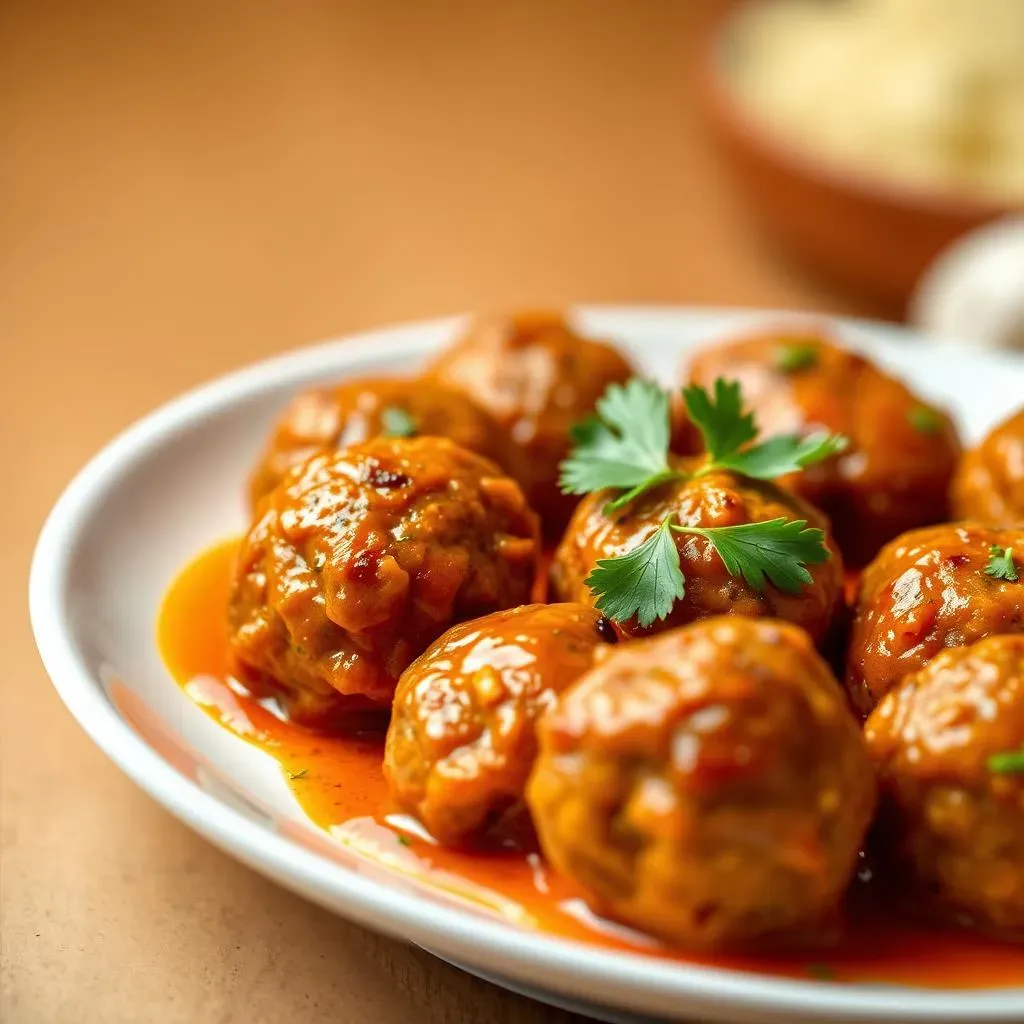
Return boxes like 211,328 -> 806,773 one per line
30,308 -> 1024,1024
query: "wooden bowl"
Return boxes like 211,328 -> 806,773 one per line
697,3 -> 1016,309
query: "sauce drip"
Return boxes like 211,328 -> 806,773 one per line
153,540 -> 1024,989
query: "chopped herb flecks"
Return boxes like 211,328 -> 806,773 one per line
775,343 -> 818,374
908,405 -> 943,436
381,406 -> 417,438
989,749 -> 1024,774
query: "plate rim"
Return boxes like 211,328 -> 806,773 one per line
29,306 -> 1024,1024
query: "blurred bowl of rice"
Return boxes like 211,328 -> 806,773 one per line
700,0 -> 1023,307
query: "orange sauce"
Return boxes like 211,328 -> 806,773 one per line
155,540 -> 1024,989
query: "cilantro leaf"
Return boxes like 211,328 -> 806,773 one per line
674,518 -> 831,593
713,431 -> 848,480
585,517 -> 684,627
985,545 -> 1019,583
381,406 -> 417,438
683,379 -> 846,479
989,749 -> 1024,774
682,378 -> 758,462
560,379 -> 681,509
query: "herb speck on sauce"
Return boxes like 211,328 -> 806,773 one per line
381,405 -> 417,438
907,405 -> 943,436
989,748 -> 1024,774
775,343 -> 818,374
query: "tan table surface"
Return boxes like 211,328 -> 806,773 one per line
1,3 -> 871,1021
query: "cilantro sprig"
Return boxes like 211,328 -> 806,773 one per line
560,380 -> 682,512
560,376 -> 845,625
985,545 -> 1019,583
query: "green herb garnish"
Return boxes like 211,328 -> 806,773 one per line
907,405 -> 943,436
584,517 -> 685,628
560,379 -> 682,513
381,405 -> 417,438
985,545 -> 1019,583
396,834 -> 412,846
560,377 -> 843,625
775,343 -> 819,374
584,513 -> 829,627
683,379 -> 847,480
988,749 -> 1024,774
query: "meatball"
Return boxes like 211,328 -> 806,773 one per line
384,603 -> 615,845
229,437 -> 539,728
846,523 -> 1024,716
865,635 -> 1024,941
248,377 -> 515,507
527,617 -> 876,949
428,310 -> 636,536
952,407 -> 1024,525
550,461 -> 844,646
684,327 -> 961,565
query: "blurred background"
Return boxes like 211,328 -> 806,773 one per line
2,1 -> 1022,1021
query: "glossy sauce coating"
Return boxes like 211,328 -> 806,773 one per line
953,406 -> 1024,525
384,603 -> 614,846
846,523 -> 1024,716
248,377 -> 517,507
684,329 -> 961,566
527,618 -> 875,949
866,635 -> 1024,941
428,311 -> 635,536
230,437 -> 539,727
157,541 -> 1024,988
550,460 -> 844,645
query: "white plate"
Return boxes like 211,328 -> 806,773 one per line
30,307 -> 1024,1024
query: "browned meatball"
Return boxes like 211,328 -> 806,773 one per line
428,311 -> 635,536
550,460 -> 844,646
229,437 -> 539,728
846,523 -> 1024,716
248,377 -> 516,507
527,617 -> 875,949
952,407 -> 1024,526
684,327 -> 961,566
384,603 -> 615,845
865,635 -> 1024,942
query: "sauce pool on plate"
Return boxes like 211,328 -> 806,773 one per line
154,539 -> 1024,989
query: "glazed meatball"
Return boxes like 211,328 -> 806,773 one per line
527,617 -> 876,949
865,635 -> 1024,941
384,603 -> 615,845
248,377 -> 515,507
428,311 -> 636,536
952,407 -> 1024,525
229,437 -> 539,728
847,523 -> 1024,716
684,327 -> 961,565
550,460 -> 844,647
